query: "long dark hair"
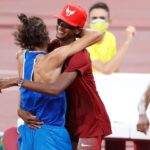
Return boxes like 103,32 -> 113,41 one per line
13,13 -> 50,51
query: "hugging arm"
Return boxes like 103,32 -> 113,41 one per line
21,71 -> 77,95
63,28 -> 103,58
39,29 -> 103,69
0,71 -> 77,96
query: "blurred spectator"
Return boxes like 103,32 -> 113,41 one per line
87,2 -> 136,74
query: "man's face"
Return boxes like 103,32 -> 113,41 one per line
56,19 -> 77,40
89,8 -> 109,24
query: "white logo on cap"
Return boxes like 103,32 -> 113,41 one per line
66,6 -> 76,16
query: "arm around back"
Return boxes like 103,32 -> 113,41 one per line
63,28 -> 103,58
42,29 -> 103,69
18,71 -> 77,96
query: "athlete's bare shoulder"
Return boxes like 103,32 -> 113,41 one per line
16,49 -> 26,78
16,49 -> 26,60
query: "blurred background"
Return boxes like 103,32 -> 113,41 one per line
0,0 -> 150,148
0,0 -> 150,73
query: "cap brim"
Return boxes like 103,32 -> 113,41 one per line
54,14 -> 77,27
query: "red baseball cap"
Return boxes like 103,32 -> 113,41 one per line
55,4 -> 87,28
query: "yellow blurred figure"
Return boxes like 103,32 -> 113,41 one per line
88,2 -> 136,74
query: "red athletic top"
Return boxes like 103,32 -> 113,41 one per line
65,50 -> 112,140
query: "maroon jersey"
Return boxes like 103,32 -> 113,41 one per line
65,50 -> 112,140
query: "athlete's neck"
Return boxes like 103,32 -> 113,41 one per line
34,46 -> 47,52
57,37 -> 76,46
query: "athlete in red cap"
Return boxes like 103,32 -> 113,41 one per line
0,4 -> 111,150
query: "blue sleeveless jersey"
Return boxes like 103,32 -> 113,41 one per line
20,51 -> 67,126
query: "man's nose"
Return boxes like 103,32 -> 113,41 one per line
58,21 -> 64,28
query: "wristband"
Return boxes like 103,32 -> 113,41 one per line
18,79 -> 24,87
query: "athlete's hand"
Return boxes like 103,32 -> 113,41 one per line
18,108 -> 44,128
137,114 -> 149,134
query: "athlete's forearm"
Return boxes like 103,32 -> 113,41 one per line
22,80 -> 61,96
66,29 -> 103,57
0,77 -> 62,95
17,72 -> 77,96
